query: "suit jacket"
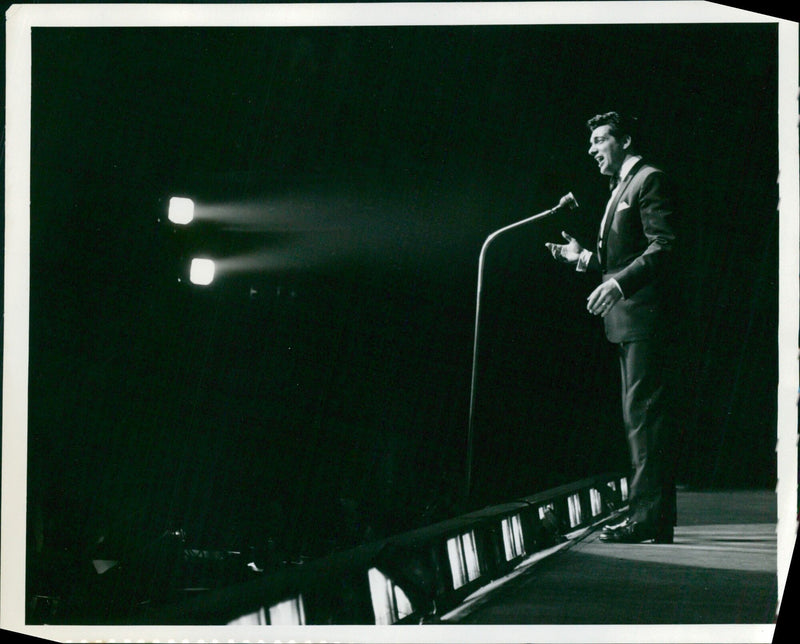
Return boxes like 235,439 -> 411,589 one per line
586,159 -> 676,343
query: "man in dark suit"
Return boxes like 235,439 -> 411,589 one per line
546,111 -> 677,544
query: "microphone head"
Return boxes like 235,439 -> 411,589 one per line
558,192 -> 579,211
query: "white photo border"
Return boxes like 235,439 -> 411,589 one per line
3,3 -> 797,643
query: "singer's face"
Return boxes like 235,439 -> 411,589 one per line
588,124 -> 629,177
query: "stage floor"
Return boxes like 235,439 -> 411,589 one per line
443,490 -> 779,625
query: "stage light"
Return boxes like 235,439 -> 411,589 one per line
538,502 -> 555,521
168,197 -> 194,224
190,258 -> 215,285
567,493 -> 583,528
501,514 -> 525,561
590,487 -> 603,516
368,568 -> 413,625
268,595 -> 306,625
447,530 -> 480,589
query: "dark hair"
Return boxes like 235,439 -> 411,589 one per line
586,112 -> 639,146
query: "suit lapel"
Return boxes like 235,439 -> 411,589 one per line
599,159 -> 645,264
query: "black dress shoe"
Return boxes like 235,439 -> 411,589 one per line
602,517 -> 632,533
654,524 -> 674,544
599,521 -> 671,544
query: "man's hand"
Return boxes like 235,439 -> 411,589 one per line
587,280 -> 623,317
545,231 -> 584,265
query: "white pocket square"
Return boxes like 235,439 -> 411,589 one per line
616,201 -> 630,211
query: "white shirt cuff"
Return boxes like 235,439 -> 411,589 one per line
609,278 -> 625,299
576,249 -> 593,272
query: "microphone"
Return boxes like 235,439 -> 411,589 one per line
553,191 -> 579,213
463,191 -> 578,503
482,192 -> 580,249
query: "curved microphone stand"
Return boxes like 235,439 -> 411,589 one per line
463,192 -> 579,504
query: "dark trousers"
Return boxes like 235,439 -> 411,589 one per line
617,338 -> 676,528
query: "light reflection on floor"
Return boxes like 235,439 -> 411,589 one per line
579,523 -> 776,573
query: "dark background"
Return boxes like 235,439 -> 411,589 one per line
16,13 -> 780,616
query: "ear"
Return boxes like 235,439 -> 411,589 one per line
622,135 -> 632,150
